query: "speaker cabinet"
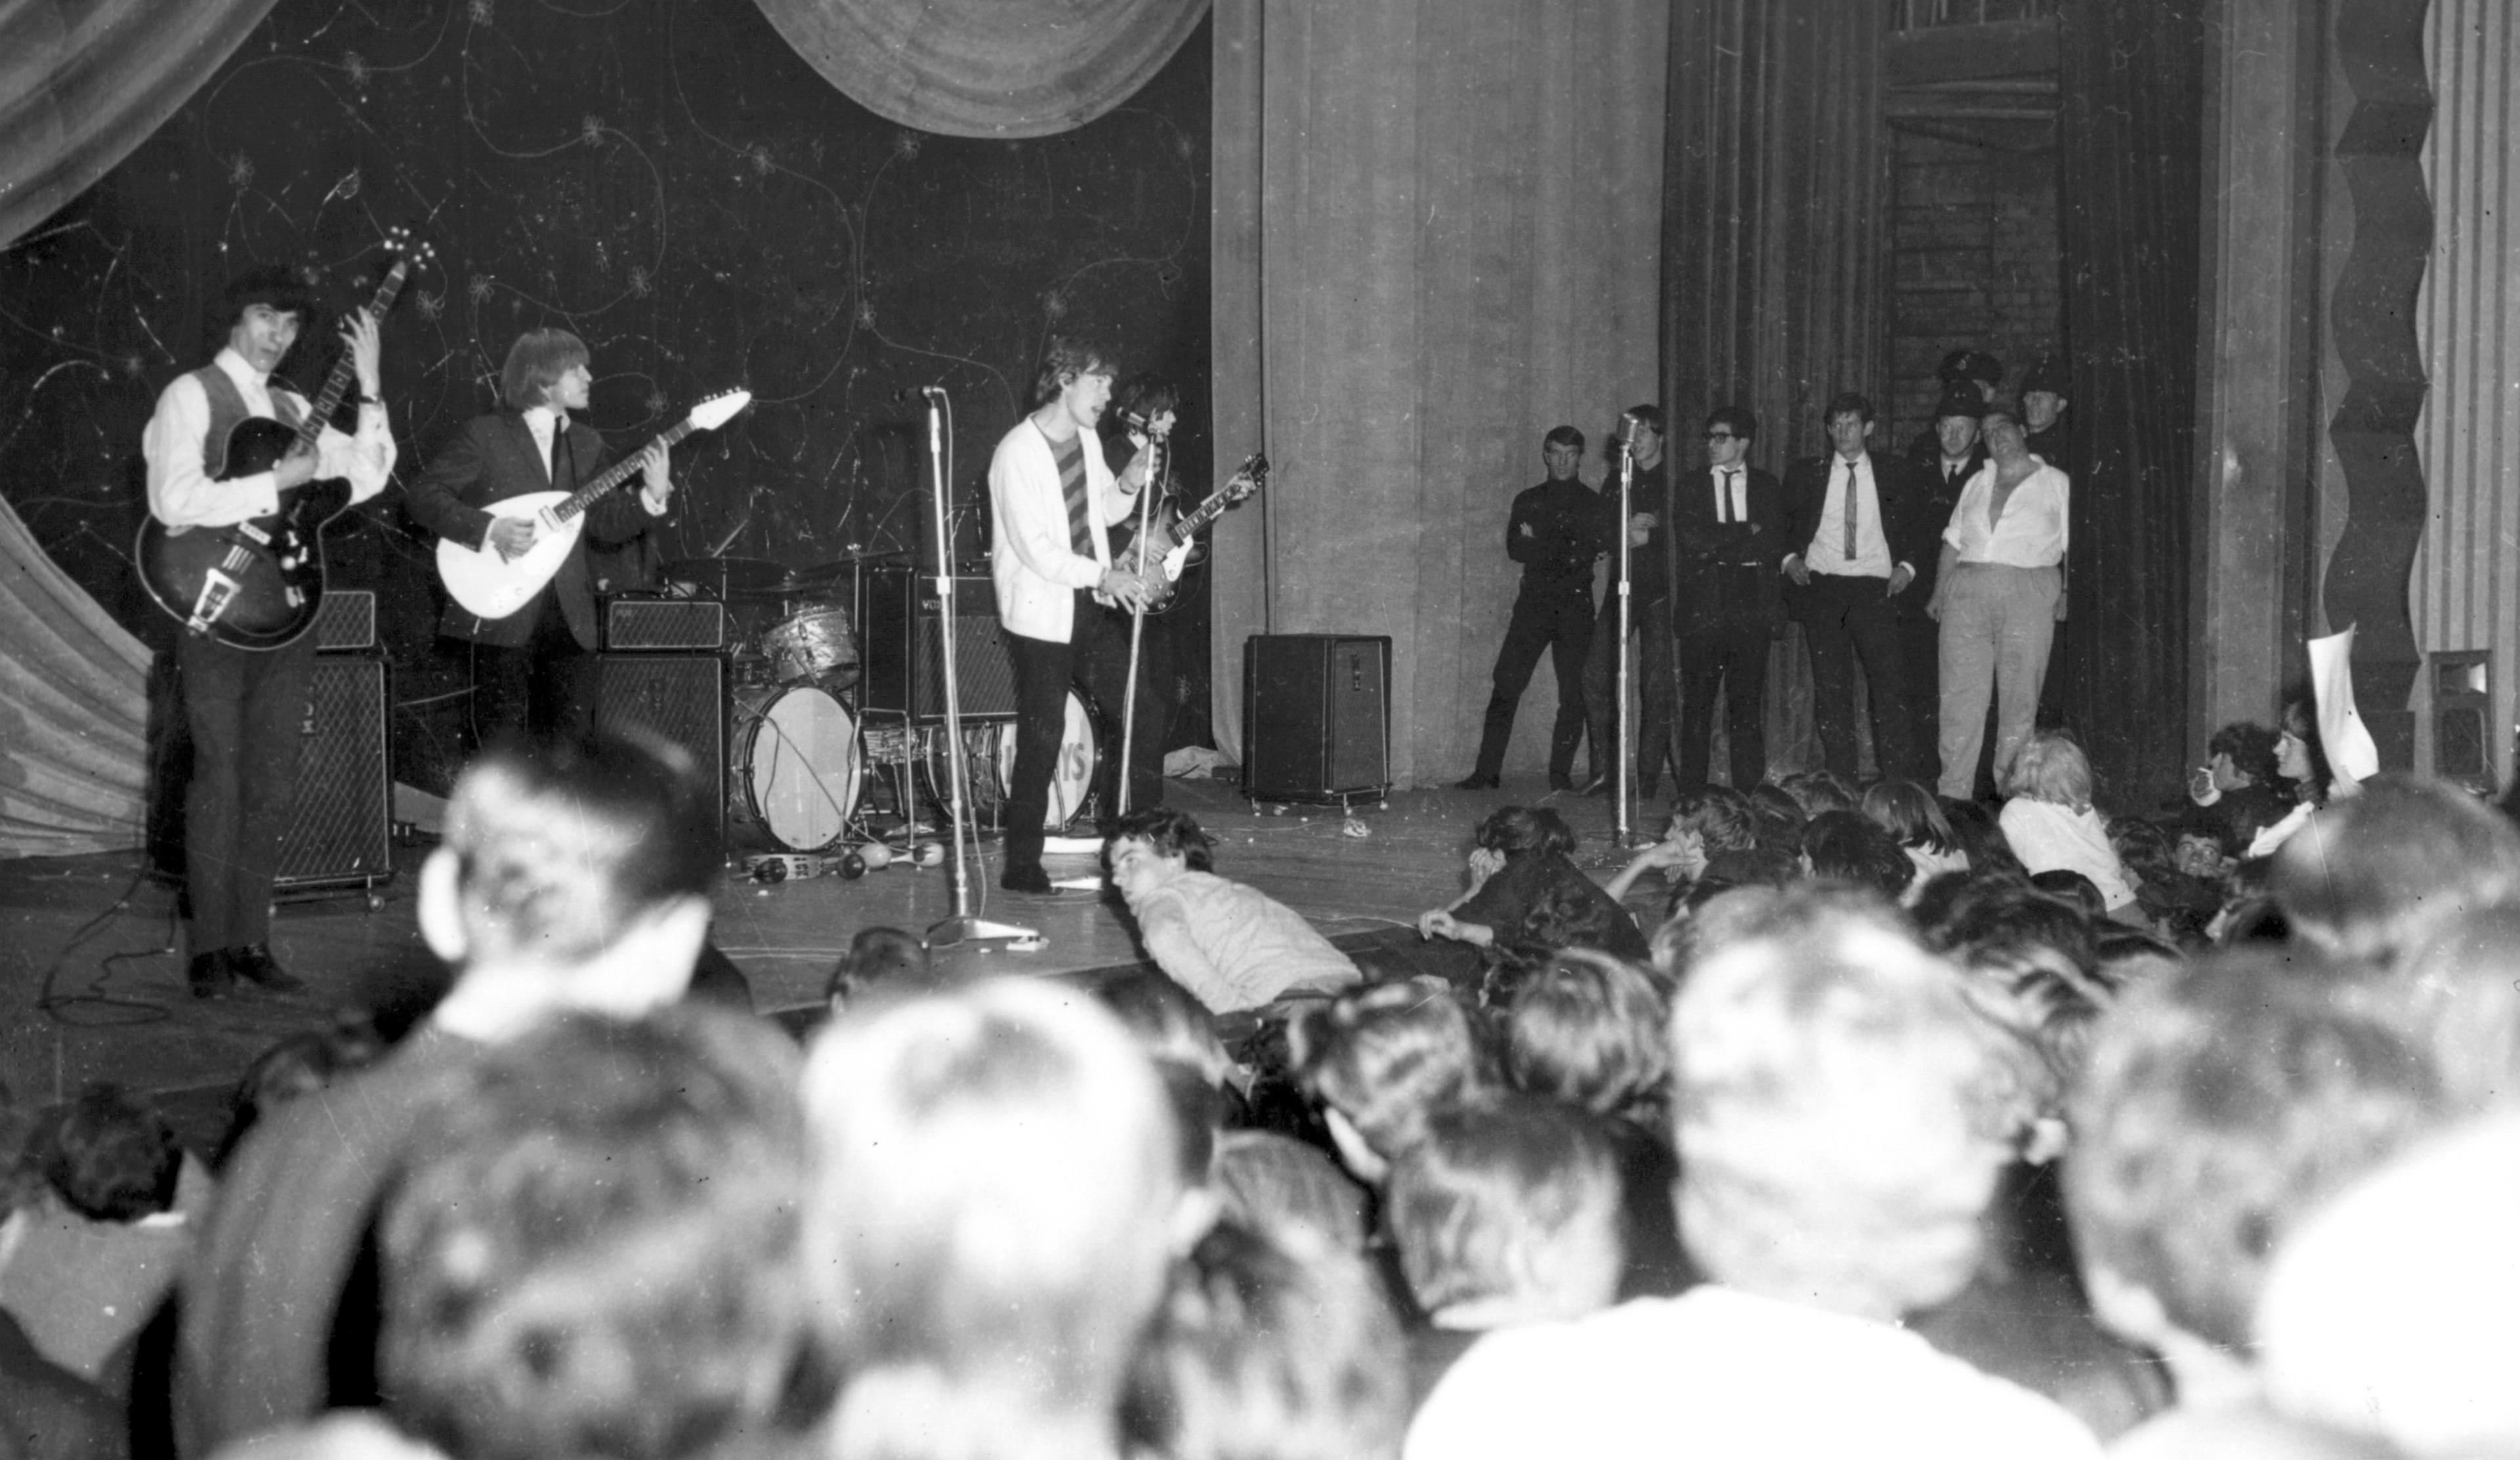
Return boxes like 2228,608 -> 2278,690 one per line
1244,635 -> 1391,803
593,654 -> 727,848
603,595 -> 727,652
860,566 -> 1018,721
2431,651 -> 2491,782
276,657 -> 392,892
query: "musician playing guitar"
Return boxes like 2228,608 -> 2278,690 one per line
1090,371 -> 1183,818
407,328 -> 673,749
141,265 -> 397,998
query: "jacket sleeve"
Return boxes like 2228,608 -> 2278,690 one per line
992,430 -> 1106,592
1778,459 -> 1818,562
405,420 -> 497,553
581,434 -> 660,547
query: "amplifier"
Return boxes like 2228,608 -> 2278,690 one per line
276,656 -> 393,891
604,595 -> 727,652
592,654 -> 728,851
307,590 -> 376,653
1244,635 -> 1391,803
859,566 -> 1018,721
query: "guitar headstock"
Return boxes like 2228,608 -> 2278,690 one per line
1225,451 -> 1270,500
688,390 -> 754,431
381,224 -> 437,274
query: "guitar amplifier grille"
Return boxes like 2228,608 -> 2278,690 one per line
604,596 -> 727,651
592,654 -> 728,850
860,569 -> 1017,721
308,591 -> 377,653
277,657 -> 392,889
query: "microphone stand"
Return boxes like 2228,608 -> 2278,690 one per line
1117,427 -> 1162,816
1614,429 -> 1635,843
921,388 -> 1038,951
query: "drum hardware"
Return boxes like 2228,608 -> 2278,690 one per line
662,556 -> 795,599
761,601 -> 860,686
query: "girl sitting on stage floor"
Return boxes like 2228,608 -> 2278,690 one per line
1418,806 -> 1650,963
1104,808 -> 1362,1014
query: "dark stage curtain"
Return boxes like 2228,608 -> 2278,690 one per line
0,0 -> 280,248
1664,0 -> 1889,777
2057,0 -> 2205,804
749,0 -> 1209,138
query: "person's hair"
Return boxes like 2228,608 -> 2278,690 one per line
1704,406 -> 1757,442
2271,774 -> 2520,970
446,729 -> 718,966
1940,798 -> 2024,877
1801,810 -> 1916,900
217,1016 -> 388,1170
1776,769 -> 1857,817
1824,391 -> 1876,425
824,926 -> 934,1012
2208,721 -> 2282,787
1922,872 -> 2098,984
2107,816 -> 2180,888
379,1009 -> 810,1460
1111,372 -> 1178,427
499,328 -> 591,411
1208,1131 -> 1370,1255
1861,778 -> 1955,855
1098,968 -> 1232,1091
1670,888 -> 2011,1316
217,264 -> 319,334
1287,980 -> 1486,1168
1385,1096 -> 1624,1314
1542,424 -> 1585,453
1670,787 -> 1759,853
2280,698 -> 2334,803
1499,879 -> 1628,972
1034,334 -> 1119,406
2028,868 -> 2105,921
2065,949 -> 2448,1352
1981,407 -> 2023,437
29,1083 -> 180,1222
1120,1222 -> 1406,1460
801,979 -> 1180,1460
1661,848 -> 1799,929
1108,805 -> 1218,873
1504,951 -> 1671,1126
1473,804 -> 1576,859
2005,730 -> 2094,809
1622,404 -> 1665,434
1746,783 -> 1808,853
2397,907 -> 2520,1116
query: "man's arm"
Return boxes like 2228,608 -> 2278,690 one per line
1503,490 -> 1545,566
404,421 -> 499,552
1129,890 -> 1236,1013
144,375 -> 280,530
992,434 -> 1110,593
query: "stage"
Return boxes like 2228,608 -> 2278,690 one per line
0,775 -> 1668,1150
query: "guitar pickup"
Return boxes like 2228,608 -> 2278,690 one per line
237,521 -> 274,546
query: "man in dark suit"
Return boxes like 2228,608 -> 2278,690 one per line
1902,387 -> 1990,770
408,329 -> 673,749
1780,392 -> 1932,781
1669,406 -> 1782,793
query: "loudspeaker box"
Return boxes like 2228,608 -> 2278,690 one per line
592,654 -> 727,849
1244,635 -> 1391,803
859,566 -> 1018,721
276,657 -> 392,892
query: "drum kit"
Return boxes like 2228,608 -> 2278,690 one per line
664,554 -> 1104,854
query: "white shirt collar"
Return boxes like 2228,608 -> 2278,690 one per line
213,346 -> 269,390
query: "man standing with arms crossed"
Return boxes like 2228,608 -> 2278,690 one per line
1458,426 -> 1603,791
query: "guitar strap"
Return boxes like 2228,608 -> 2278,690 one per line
192,364 -> 304,478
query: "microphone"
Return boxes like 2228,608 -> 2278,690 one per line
892,385 -> 946,402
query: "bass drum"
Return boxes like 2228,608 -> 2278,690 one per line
995,685 -> 1106,831
730,684 -> 862,852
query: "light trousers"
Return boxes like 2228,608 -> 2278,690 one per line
1936,562 -> 2060,799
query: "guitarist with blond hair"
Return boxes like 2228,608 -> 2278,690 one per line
142,264 -> 397,998
408,327 -> 673,749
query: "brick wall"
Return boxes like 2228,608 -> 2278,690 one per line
1887,132 -> 2064,450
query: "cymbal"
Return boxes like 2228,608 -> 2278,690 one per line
662,556 -> 793,596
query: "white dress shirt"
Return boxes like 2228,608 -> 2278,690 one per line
1800,453 -> 1896,578
142,348 -> 396,530
1943,456 -> 2068,568
1711,467 -> 1746,524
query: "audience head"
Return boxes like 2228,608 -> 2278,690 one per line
2277,699 -> 2331,799
379,1009 -> 809,1460
801,978 -> 1181,1460
1121,1222 -> 1406,1460
2028,868 -> 2105,921
1862,778 -> 1956,854
1387,1095 -> 1626,1326
1670,886 -> 2014,1319
1669,786 -> 1758,853
217,1016 -> 388,1169
1503,951 -> 1671,1126
1473,804 -> 1576,860
2005,729 -> 2095,810
499,327 -> 592,411
2397,906 -> 2520,1115
1208,1131 -> 1370,1256
1801,809 -> 1916,900
1939,797 -> 2024,876
1746,783 -> 1807,854
2065,949 -> 2448,1366
2210,721 -> 2283,789
2271,774 -> 2520,971
1776,769 -> 1857,817
421,728 -> 717,1018
1288,979 -> 1486,1184
824,926 -> 934,1015
1097,967 -> 1234,1093
26,1082 -> 179,1222
1490,881 -> 1628,1000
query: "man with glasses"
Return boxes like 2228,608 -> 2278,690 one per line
1669,407 -> 1782,793
1459,426 -> 1606,791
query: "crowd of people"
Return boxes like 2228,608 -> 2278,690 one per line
5,709 -> 2519,1460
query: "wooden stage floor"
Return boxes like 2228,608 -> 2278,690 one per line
0,775 -> 1663,1142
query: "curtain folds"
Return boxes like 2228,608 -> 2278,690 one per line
0,0 -> 280,249
2057,0 -> 2205,803
0,492 -> 151,858
748,0 -> 1209,138
1208,0 -> 1668,782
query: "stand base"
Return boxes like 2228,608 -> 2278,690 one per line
926,913 -> 1044,951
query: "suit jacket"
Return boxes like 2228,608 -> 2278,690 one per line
1778,449 -> 1939,583
1668,463 -> 1784,631
406,411 -> 660,649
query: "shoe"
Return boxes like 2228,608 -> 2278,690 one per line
1454,772 -> 1499,791
999,864 -> 1055,895
229,944 -> 308,995
1581,775 -> 1610,797
186,949 -> 236,999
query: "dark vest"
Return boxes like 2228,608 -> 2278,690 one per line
190,365 -> 301,479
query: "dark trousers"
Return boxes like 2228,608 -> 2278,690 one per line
1900,613 -> 1943,781
1676,604 -> 1771,792
464,599 -> 595,753
1583,591 -> 1677,792
177,629 -> 316,953
1076,602 -> 1171,818
1792,572 -> 1914,780
1005,593 -> 1148,873
1471,586 -> 1593,782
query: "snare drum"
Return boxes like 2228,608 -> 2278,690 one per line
730,684 -> 862,851
761,602 -> 858,686
994,685 -> 1106,831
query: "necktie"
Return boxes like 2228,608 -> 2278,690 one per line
549,415 -> 568,485
1715,470 -> 1729,525
1841,457 -> 1860,559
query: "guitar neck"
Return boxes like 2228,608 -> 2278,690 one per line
551,417 -> 697,523
289,259 -> 410,453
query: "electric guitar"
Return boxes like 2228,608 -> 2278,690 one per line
436,390 -> 752,619
136,229 -> 430,649
1114,451 -> 1267,614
